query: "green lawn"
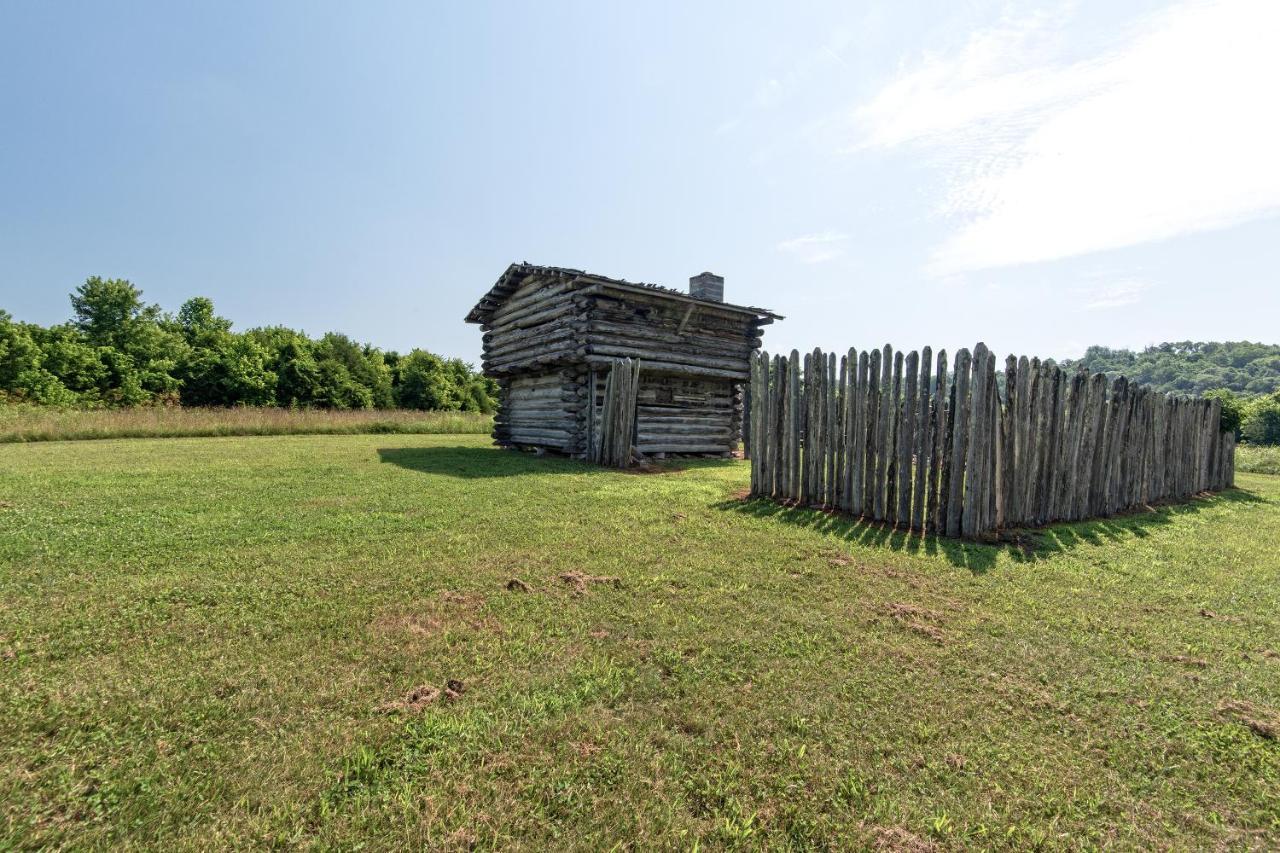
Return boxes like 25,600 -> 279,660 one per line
1,434 -> 1278,850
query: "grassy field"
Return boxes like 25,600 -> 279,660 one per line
1,434 -> 1277,850
0,404 -> 492,443
1238,444 -> 1280,476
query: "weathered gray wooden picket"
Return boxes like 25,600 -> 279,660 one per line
747,345 -> 1236,539
589,357 -> 641,468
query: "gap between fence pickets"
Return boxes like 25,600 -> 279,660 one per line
746,343 -> 1236,541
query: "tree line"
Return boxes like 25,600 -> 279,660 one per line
0,277 -> 496,411
1066,341 -> 1280,396
1062,341 -> 1280,445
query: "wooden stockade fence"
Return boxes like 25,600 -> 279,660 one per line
747,344 -> 1236,539
588,357 -> 641,468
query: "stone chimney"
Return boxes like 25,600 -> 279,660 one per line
689,272 -> 724,302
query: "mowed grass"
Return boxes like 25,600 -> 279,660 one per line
0,404 -> 492,443
1,435 -> 1278,850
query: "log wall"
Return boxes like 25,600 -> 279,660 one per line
747,344 -> 1236,539
481,274 -> 767,458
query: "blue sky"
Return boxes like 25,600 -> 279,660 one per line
2,0 -> 1277,364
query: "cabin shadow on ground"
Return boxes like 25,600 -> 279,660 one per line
376,445 -> 726,479
377,445 -> 590,478
715,487 -> 1266,574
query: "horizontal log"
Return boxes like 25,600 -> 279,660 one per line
504,425 -> 572,438
507,373 -> 574,389
638,430 -> 733,441
583,354 -> 748,380
487,301 -> 580,333
580,281 -> 776,322
636,441 -> 734,453
636,413 -> 732,425
484,347 -> 583,374
585,322 -> 758,355
585,344 -> 749,373
484,324 -> 577,358
585,332 -> 754,362
488,279 -> 573,323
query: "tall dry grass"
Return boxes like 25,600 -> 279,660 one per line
1236,444 -> 1280,476
0,405 -> 493,443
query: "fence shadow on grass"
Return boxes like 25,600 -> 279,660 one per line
715,487 -> 1265,574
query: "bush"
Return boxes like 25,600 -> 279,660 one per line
1242,395 -> 1280,445
2,279 -> 495,413
1204,388 -> 1244,435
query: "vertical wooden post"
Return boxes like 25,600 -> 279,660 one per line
842,349 -> 858,512
786,353 -> 798,500
836,353 -> 848,509
884,350 -> 903,522
962,344 -> 988,538
873,346 -> 892,521
912,346 -> 933,532
946,348 -> 972,538
865,348 -> 882,515
928,350 -> 949,534
897,350 -> 919,527
826,352 -> 838,506
851,349 -> 868,517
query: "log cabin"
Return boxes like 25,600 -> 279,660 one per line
465,263 -> 780,459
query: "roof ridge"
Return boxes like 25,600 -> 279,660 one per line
465,262 -> 780,324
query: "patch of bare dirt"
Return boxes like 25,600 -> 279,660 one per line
372,613 -> 443,638
868,825 -> 940,852
440,590 -> 483,608
378,684 -> 440,714
883,602 -> 946,644
0,500 -> 14,510
572,740 -> 602,758
1260,649 -> 1280,660
1217,699 -> 1279,740
378,679 -> 467,714
1161,654 -> 1209,668
1198,607 -> 1243,624
991,673 -> 1083,724
373,591 -> 499,640
885,602 -> 944,621
444,827 -> 478,849
505,577 -> 531,593
558,571 -> 622,595
588,629 -> 610,639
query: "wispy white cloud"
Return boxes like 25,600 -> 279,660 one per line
1078,278 -> 1151,310
777,230 -> 849,264
714,29 -> 856,138
849,0 -> 1280,275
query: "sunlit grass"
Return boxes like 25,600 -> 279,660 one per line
1,434 -> 1277,849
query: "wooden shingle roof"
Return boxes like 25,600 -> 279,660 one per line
464,262 -> 781,325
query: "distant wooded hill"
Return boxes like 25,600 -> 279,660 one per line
1063,342 -> 1280,396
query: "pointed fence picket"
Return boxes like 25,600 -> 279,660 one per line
747,344 -> 1235,539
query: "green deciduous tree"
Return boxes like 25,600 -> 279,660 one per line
4,278 -> 495,413
1242,395 -> 1280,445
